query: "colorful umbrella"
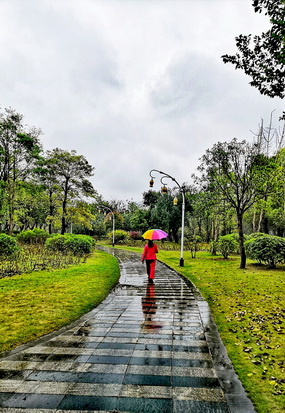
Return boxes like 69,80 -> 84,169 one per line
142,229 -> 168,240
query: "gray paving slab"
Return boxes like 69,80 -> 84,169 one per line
0,247 -> 256,413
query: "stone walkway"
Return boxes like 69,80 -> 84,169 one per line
0,247 -> 255,413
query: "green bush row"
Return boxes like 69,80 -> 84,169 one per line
216,232 -> 285,267
0,230 -> 95,258
46,234 -> 95,256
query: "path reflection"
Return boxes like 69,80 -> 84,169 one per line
141,282 -> 162,331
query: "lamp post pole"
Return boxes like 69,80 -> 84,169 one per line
98,206 -> 115,247
149,169 -> 186,267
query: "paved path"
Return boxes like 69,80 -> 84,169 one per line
0,247 -> 255,413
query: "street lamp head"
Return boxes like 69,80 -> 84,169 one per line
149,178 -> 154,188
161,185 -> 168,194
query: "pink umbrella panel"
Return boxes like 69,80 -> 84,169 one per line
142,229 -> 168,240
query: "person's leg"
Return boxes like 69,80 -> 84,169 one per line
146,260 -> 151,276
149,260 -> 156,279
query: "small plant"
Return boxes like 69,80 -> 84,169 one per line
217,234 -> 239,259
186,235 -> 202,258
107,230 -> 130,245
129,231 -> 141,240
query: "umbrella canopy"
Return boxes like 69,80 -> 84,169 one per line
142,229 -> 168,240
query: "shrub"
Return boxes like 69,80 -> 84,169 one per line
17,228 -> 49,245
129,231 -> 141,240
245,234 -> 285,268
217,234 -> 239,259
107,230 -> 130,245
0,234 -> 19,258
247,232 -> 266,239
64,235 -> 95,256
186,235 -> 202,258
45,234 -> 95,256
45,235 -> 67,253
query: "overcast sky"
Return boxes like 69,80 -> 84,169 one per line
0,0 -> 283,202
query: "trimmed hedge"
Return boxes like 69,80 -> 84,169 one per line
45,234 -> 95,256
17,228 -> 49,245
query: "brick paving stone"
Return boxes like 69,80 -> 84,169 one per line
0,247 -> 256,412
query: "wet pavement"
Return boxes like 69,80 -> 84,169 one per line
0,247 -> 256,412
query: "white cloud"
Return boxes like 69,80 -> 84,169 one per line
0,0 -> 283,202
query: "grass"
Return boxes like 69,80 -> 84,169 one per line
0,249 -> 120,353
114,244 -> 285,413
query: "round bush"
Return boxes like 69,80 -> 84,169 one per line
107,230 -> 130,244
245,234 -> 285,267
64,235 -> 95,256
17,228 -> 49,245
0,234 -> 19,257
45,235 -> 67,253
217,234 -> 239,259
45,234 -> 94,256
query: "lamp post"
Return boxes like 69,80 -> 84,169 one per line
98,206 -> 115,247
149,169 -> 186,267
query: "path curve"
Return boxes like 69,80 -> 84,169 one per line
0,247 -> 255,413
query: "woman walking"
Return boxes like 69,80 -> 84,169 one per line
141,240 -> 158,283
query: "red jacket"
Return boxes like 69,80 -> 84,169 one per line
141,244 -> 158,261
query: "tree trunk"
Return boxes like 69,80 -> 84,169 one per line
252,207 -> 257,232
61,215 -> 66,235
61,179 -> 69,235
211,216 -> 219,255
257,208 -> 263,232
263,216 -> 269,234
8,182 -> 15,236
48,190 -> 54,235
277,227 -> 284,237
237,210 -> 246,269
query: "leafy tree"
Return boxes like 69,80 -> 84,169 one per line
15,182 -> 49,231
143,190 -> 160,209
149,193 -> 181,242
261,146 -> 285,236
44,148 -> 95,234
34,154 -> 62,234
197,138 -> 277,268
67,201 -> 96,233
0,108 -> 42,233
129,208 -> 149,232
222,0 -> 285,100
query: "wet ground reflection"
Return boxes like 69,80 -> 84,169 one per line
141,282 -> 162,332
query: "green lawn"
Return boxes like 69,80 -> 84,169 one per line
1,243 -> 284,412
116,245 -> 285,413
0,249 -> 120,353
